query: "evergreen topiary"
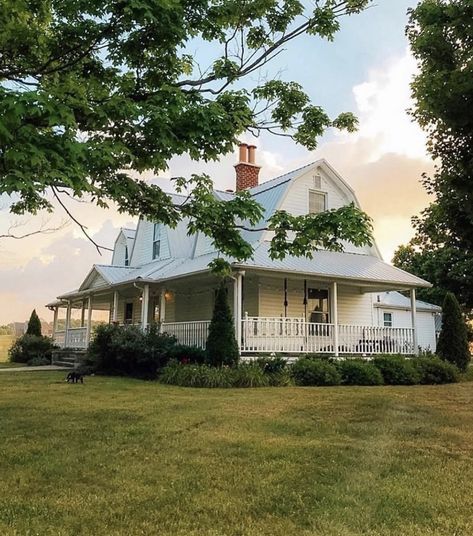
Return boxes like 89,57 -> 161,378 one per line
206,282 -> 239,367
437,293 -> 470,372
26,309 -> 42,336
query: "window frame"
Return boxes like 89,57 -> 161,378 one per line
383,312 -> 393,328
308,188 -> 327,215
152,223 -> 161,260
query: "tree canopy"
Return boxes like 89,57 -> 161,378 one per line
0,0 -> 373,263
393,0 -> 473,311
26,309 -> 42,336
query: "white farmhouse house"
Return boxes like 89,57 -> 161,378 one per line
47,144 -> 440,356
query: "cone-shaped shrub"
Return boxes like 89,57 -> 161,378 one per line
26,309 -> 42,336
437,292 -> 470,372
206,282 -> 239,367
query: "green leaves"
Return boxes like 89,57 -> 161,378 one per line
0,0 -> 373,263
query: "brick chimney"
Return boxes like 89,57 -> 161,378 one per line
235,143 -> 261,191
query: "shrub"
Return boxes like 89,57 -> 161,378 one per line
159,362 -> 291,388
9,334 -> 56,364
437,292 -> 470,372
27,356 -> 51,367
337,359 -> 384,386
26,309 -> 42,336
291,358 -> 341,386
206,282 -> 239,367
87,324 -> 177,379
167,344 -> 207,365
413,357 -> 459,384
372,355 -> 421,385
254,356 -> 287,374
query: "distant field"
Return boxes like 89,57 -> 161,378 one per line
1,372 -> 473,535
0,335 -> 15,362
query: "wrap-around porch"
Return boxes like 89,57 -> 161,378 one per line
48,270 -> 420,356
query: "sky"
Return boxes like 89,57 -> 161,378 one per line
0,0 -> 434,324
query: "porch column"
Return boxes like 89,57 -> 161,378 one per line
236,272 -> 244,350
112,290 -> 119,323
233,276 -> 239,343
86,296 -> 93,344
52,307 -> 59,339
159,289 -> 166,324
410,288 -> 419,355
141,284 -> 150,331
331,282 -> 339,357
80,299 -> 86,327
65,301 -> 72,347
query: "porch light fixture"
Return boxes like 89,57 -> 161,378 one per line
164,290 -> 173,301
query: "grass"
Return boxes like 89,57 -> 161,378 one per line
1,372 -> 473,536
0,335 -> 15,362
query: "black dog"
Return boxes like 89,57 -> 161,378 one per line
66,371 -> 84,384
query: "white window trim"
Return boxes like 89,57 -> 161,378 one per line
383,312 -> 393,328
307,188 -> 327,215
153,223 -> 161,260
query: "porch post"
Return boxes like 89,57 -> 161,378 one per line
86,296 -> 93,345
236,272 -> 244,350
112,290 -> 119,323
331,282 -> 339,357
80,299 -> 86,327
52,307 -> 59,339
65,301 -> 72,347
233,276 -> 239,343
159,289 -> 166,324
410,288 -> 419,355
141,284 -> 150,331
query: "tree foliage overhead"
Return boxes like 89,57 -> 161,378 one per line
393,0 -> 473,311
0,0 -> 373,262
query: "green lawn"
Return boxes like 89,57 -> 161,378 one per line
1,372 -> 473,536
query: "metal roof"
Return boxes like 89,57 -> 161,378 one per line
234,242 -> 431,288
375,291 -> 441,311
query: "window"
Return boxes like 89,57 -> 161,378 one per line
152,223 -> 161,259
124,302 -> 133,324
309,190 -> 326,214
124,245 -> 129,266
383,312 -> 393,327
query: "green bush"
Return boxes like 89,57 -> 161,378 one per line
254,356 -> 288,374
372,355 -> 421,385
27,356 -> 51,367
336,359 -> 384,386
167,344 -> 207,364
159,361 -> 291,388
87,324 -> 177,379
206,282 -> 239,367
437,292 -> 471,372
9,334 -> 56,364
291,358 -> 341,386
26,309 -> 42,336
413,357 -> 459,384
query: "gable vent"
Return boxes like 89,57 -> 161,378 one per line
313,174 -> 322,190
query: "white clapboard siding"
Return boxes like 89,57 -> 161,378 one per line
337,286 -> 375,325
129,219 -> 171,267
112,233 -> 127,266
377,308 -> 437,351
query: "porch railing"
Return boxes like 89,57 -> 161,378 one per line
54,327 -> 87,349
241,317 -> 415,355
161,321 -> 211,349
338,324 -> 414,355
241,317 -> 334,354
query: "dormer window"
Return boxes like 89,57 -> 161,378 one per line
153,223 -> 161,259
124,245 -> 129,266
309,189 -> 326,215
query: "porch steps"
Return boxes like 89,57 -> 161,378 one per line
52,349 -> 86,369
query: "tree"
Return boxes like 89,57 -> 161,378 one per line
26,309 -> 42,336
0,0 -> 373,264
206,282 -> 239,367
394,0 -> 473,310
437,293 -> 470,372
